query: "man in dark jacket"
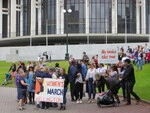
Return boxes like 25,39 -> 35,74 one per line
68,61 -> 77,101
123,58 -> 140,105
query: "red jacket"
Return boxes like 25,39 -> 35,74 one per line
147,52 -> 150,61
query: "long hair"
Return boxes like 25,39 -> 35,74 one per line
61,68 -> 66,75
112,65 -> 118,73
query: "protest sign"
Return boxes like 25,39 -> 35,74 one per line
35,78 -> 64,103
99,48 -> 118,64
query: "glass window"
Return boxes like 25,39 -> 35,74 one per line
16,0 -> 21,5
3,0 -> 8,8
117,0 -> 136,33
23,0 -> 31,36
16,11 -> 20,36
64,0 -> 85,33
36,8 -> 38,35
41,0 -> 56,34
2,14 -> 8,38
89,0 -> 112,33
146,0 -> 150,34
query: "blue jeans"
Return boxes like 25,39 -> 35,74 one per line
137,60 -> 142,70
87,78 -> 96,99
62,87 -> 68,105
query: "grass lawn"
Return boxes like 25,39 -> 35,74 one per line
0,60 -> 149,101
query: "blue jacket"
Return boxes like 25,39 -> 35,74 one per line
68,65 -> 77,82
81,64 -> 87,78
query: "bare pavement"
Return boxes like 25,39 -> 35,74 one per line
0,87 -> 149,113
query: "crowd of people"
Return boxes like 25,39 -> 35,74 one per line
6,44 -> 150,111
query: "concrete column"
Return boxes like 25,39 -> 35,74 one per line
141,0 -> 146,34
0,0 -> 2,38
10,0 -> 16,38
60,0 -> 64,34
136,0 -> 140,34
20,0 -> 23,36
85,0 -> 89,33
31,0 -> 36,36
56,0 -> 60,34
38,0 -> 42,35
112,0 -> 117,34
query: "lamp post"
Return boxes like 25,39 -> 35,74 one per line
105,17 -> 108,44
63,9 -> 72,60
125,16 -> 127,43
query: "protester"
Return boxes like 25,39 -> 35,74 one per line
80,60 -> 87,97
33,66 -> 42,108
85,62 -> 96,103
55,63 -> 60,77
41,67 -> 52,109
106,65 -> 120,103
75,62 -> 83,104
69,55 -> 74,62
17,61 -> 22,72
123,58 -> 140,105
17,71 -> 29,110
26,61 -> 32,71
27,66 -> 35,105
82,52 -> 89,65
96,63 -> 106,93
8,63 -> 17,80
49,67 -> 58,107
137,49 -> 143,71
58,68 -> 69,110
147,49 -> 150,63
68,60 -> 77,101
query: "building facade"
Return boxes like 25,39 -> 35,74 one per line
0,0 -> 150,46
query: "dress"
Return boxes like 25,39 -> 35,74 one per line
27,72 -> 35,92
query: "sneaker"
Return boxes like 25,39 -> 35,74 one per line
76,100 -> 79,104
135,100 -> 140,105
19,107 -> 23,111
88,100 -> 91,103
91,99 -> 95,103
79,100 -> 82,104
36,104 -> 41,108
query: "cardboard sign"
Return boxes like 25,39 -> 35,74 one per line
99,48 -> 118,64
35,78 -> 64,103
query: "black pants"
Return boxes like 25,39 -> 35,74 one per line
98,77 -> 105,93
125,82 -> 140,104
28,92 -> 35,103
97,79 -> 105,93
75,82 -> 83,100
70,82 -> 76,100
121,82 -> 126,100
98,83 -> 105,93
42,102 -> 50,109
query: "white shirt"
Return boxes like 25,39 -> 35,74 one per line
96,67 -> 106,74
86,68 -> 96,81
75,73 -> 83,83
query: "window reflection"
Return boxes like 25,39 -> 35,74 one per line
146,0 -> 150,34
117,0 -> 136,33
89,0 -> 112,33
23,0 -> 31,36
41,0 -> 56,34
64,0 -> 85,33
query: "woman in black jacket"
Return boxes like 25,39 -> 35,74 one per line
58,68 -> 69,110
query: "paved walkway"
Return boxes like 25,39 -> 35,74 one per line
0,87 -> 149,113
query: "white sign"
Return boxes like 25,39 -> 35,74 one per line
98,48 -> 118,64
35,78 -> 64,103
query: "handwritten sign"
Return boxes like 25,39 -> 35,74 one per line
99,48 -> 118,64
35,78 -> 64,103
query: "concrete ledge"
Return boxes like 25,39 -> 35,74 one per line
119,94 -> 150,104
